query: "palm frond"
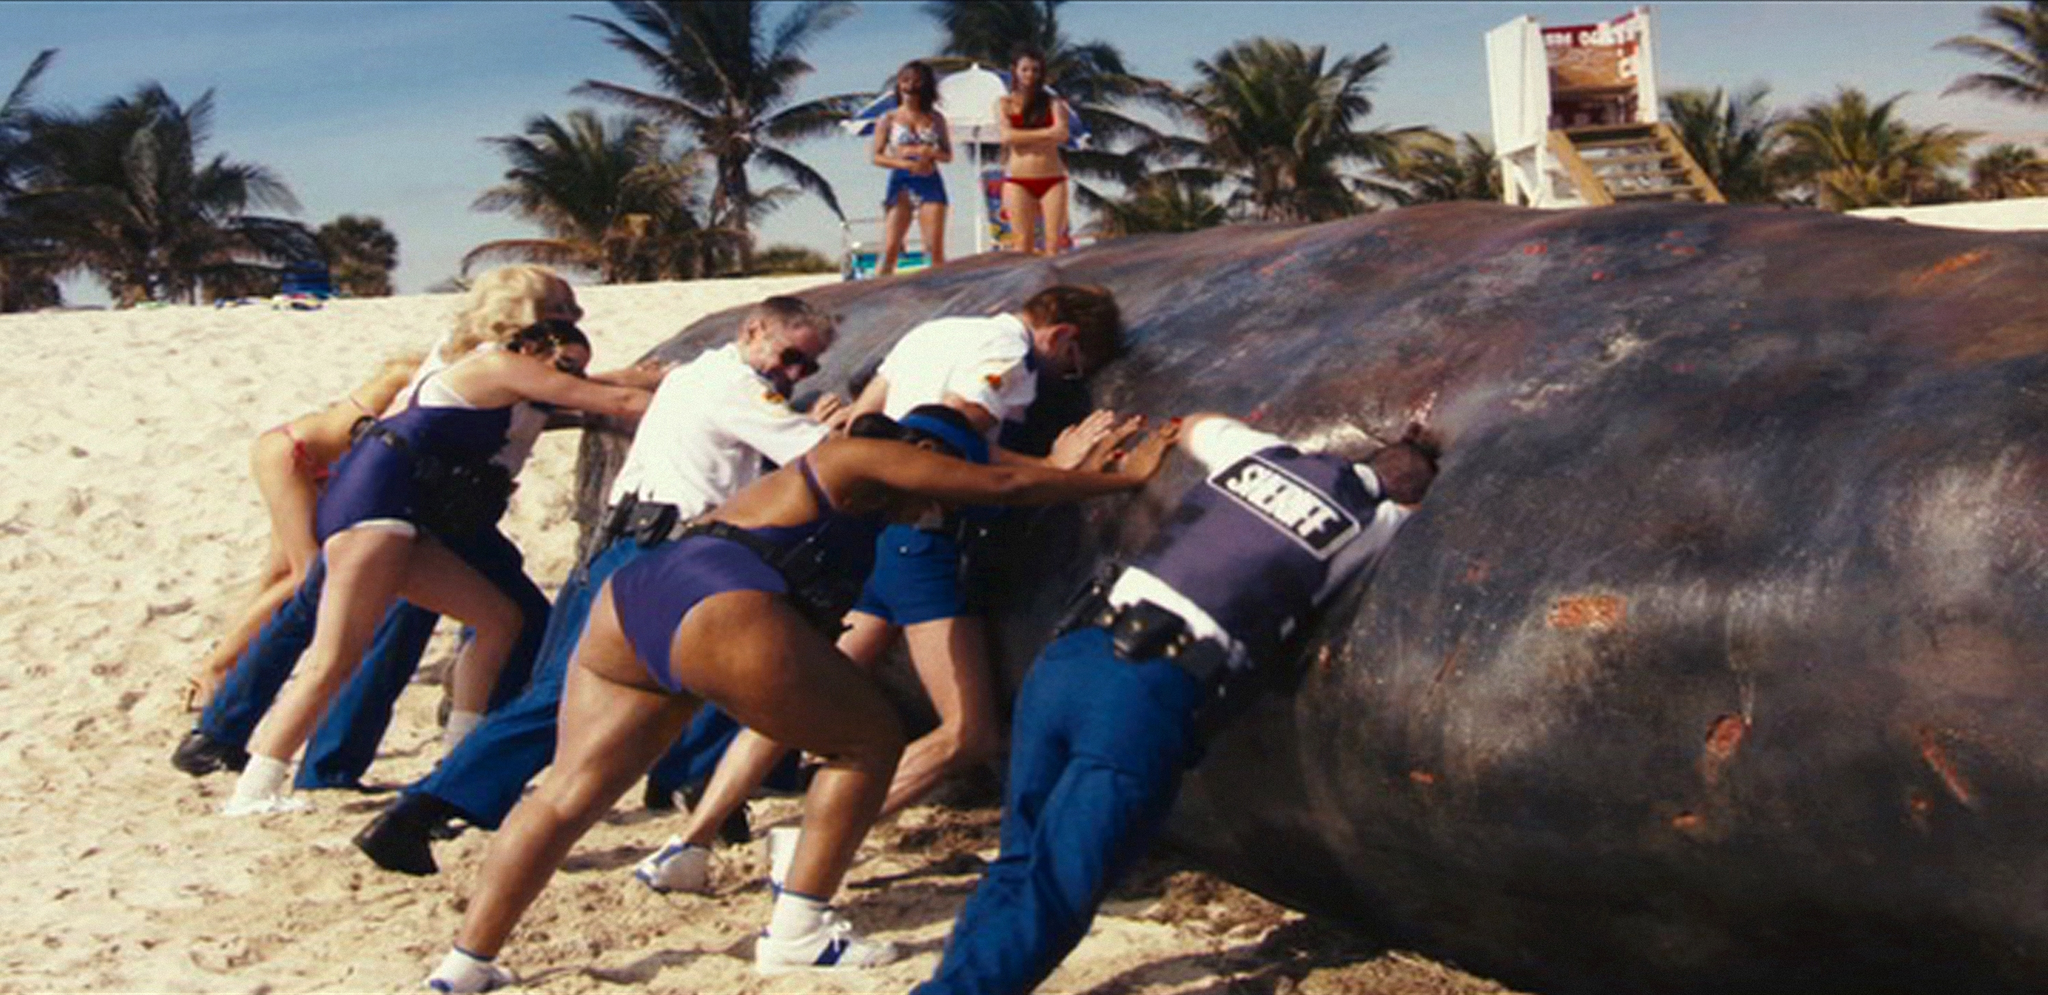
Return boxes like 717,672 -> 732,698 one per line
752,145 -> 841,219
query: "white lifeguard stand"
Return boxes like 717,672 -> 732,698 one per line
1485,7 -> 1722,208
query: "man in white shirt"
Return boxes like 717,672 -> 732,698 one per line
848,284 -> 1119,443
356,296 -> 839,876
635,284 -> 1132,893
915,413 -> 1443,995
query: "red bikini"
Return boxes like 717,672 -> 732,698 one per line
1003,174 -> 1067,198
1003,104 -> 1066,200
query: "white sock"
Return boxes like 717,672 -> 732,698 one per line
443,710 -> 483,749
767,890 -> 829,938
439,946 -> 494,971
428,946 -> 499,990
766,825 -> 799,890
231,754 -> 290,802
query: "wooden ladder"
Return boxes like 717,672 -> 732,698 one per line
1546,122 -> 1725,207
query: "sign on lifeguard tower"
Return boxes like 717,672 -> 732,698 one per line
1485,7 -> 1722,208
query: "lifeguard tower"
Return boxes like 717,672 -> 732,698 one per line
1485,7 -> 1722,208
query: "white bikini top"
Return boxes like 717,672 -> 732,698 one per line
887,116 -> 942,154
396,341 -> 546,473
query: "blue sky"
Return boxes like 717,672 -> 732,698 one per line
5,1 -> 2038,298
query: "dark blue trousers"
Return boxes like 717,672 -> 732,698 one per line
194,525 -> 548,790
406,535 -> 786,829
914,627 -> 1205,995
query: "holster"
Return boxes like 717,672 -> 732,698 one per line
949,511 -> 997,613
364,424 -> 514,540
1055,567 -> 1231,689
595,493 -> 637,548
1109,601 -> 1187,661
625,501 -> 680,547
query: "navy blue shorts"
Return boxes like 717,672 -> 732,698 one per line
314,440 -> 419,541
884,169 -> 948,208
610,535 -> 787,694
849,524 -> 966,626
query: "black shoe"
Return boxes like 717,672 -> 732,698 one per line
679,784 -> 754,846
648,782 -> 753,845
170,730 -> 248,777
643,778 -> 680,812
354,794 -> 459,876
719,803 -> 752,846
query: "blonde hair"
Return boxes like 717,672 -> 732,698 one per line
444,265 -> 580,360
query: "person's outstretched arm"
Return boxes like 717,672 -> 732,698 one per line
828,422 -> 1178,508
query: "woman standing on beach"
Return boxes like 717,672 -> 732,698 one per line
182,350 -> 421,711
995,46 -> 1071,256
218,318 -> 651,816
422,408 -> 1176,992
870,60 -> 952,275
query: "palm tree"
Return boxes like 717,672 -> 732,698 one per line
1968,142 -> 2048,198
465,109 -> 713,283
1661,84 -> 1785,203
1161,37 -> 1418,223
317,215 -> 399,297
1778,88 -> 1977,210
573,0 -> 864,274
1093,170 -> 1229,236
924,2 -> 1160,162
1,49 -> 61,312
1939,1 -> 2048,106
1385,131 -> 1503,204
17,84 -> 313,305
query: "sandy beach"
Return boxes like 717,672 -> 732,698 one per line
0,275 -> 1515,994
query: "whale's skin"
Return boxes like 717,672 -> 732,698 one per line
572,203 -> 2048,994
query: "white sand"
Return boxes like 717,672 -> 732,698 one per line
0,276 -> 1507,994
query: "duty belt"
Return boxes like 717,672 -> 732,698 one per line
577,494 -> 685,586
664,518 -> 856,639
1061,580 -> 1231,688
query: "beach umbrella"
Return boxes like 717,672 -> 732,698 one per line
842,64 -> 1088,254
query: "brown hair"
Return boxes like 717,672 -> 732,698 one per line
1366,424 -> 1444,505
896,60 -> 938,114
505,318 -> 591,357
1022,284 -> 1121,369
1010,46 -> 1051,128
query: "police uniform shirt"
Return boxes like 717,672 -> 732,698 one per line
1107,417 -> 1411,667
605,343 -> 830,515
876,313 -> 1039,439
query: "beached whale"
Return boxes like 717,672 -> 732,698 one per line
573,203 -> 2048,994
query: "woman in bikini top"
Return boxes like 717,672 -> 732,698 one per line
219,319 -> 654,818
995,47 -> 1072,257
182,351 -> 421,711
871,59 -> 953,276
427,406 -> 1181,990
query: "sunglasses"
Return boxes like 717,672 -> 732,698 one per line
553,354 -> 586,376
778,346 -> 821,379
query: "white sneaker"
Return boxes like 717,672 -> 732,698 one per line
754,910 -> 900,973
220,793 -> 313,817
634,836 -> 711,894
424,949 -> 512,993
